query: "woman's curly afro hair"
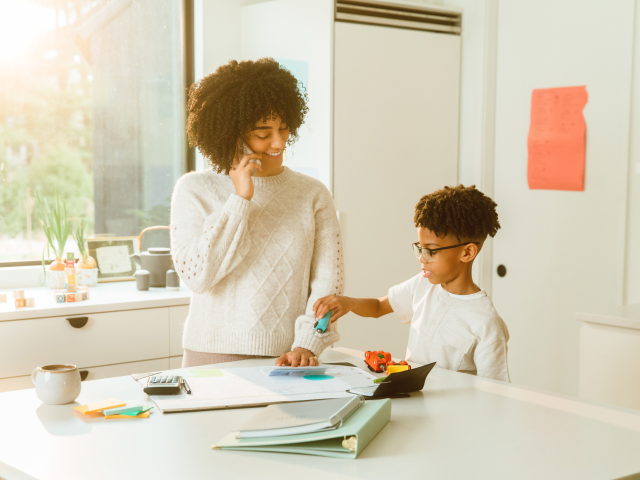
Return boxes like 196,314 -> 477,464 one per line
414,185 -> 501,241
186,58 -> 308,173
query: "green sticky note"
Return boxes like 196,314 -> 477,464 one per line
120,407 -> 153,416
190,369 -> 223,378
373,377 -> 387,384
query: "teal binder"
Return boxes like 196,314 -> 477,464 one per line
212,399 -> 391,459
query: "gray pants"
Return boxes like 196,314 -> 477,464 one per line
181,349 -> 270,368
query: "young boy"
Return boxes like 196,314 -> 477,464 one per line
313,185 -> 510,382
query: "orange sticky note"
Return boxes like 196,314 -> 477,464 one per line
527,86 -> 588,191
74,399 -> 126,414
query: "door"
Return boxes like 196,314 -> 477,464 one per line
333,22 -> 461,357
491,0 -> 634,395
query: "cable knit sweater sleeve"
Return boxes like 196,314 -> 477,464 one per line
170,173 -> 252,294
290,186 -> 344,355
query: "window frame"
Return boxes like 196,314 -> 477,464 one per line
0,0 -> 195,270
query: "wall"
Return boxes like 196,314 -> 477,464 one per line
441,0 -> 498,294
240,0 -> 333,188
193,0 -> 333,187
414,0 -> 640,395
491,0 -> 635,396
193,0 -> 242,171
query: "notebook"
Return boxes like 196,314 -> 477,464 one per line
214,398 -> 391,459
237,395 -> 365,438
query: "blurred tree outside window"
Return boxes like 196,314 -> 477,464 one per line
0,0 -> 186,264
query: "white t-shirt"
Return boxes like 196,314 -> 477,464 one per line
388,273 -> 510,382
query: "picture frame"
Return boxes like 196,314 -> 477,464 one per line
86,236 -> 140,283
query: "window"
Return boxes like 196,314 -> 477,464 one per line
0,0 -> 193,266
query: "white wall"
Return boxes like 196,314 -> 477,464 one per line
440,0 -> 498,294
193,0 -> 242,171
193,0 -> 333,187
241,0 -> 333,189
430,0 -> 640,396
491,0 -> 635,396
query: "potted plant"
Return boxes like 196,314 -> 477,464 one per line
36,191 -> 70,289
73,219 -> 98,287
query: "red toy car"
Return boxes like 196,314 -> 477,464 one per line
364,351 -> 411,373
364,351 -> 390,372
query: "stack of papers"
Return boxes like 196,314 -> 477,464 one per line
73,399 -> 153,419
137,366 -> 377,413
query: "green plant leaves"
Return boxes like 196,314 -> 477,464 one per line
36,190 -> 70,260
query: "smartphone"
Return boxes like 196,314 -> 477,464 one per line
239,140 -> 261,176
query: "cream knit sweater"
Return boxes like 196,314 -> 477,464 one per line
170,167 -> 343,357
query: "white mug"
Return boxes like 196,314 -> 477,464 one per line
31,364 -> 81,405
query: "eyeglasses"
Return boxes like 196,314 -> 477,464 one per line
412,242 -> 480,262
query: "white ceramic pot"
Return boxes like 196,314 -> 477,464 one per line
46,270 -> 66,289
77,267 -> 98,287
31,364 -> 81,405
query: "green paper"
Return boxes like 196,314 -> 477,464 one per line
120,407 -> 153,416
190,369 -> 223,378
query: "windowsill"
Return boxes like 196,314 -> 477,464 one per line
0,281 -> 191,322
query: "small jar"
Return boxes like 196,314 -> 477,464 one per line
134,270 -> 150,291
166,268 -> 180,291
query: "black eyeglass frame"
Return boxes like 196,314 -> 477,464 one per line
412,241 -> 480,261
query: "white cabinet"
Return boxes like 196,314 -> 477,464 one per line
0,284 -> 190,393
0,309 -> 169,378
0,358 -> 171,394
169,356 -> 183,369
577,305 -> 640,410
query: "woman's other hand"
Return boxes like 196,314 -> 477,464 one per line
313,295 -> 353,324
275,347 -> 319,367
229,152 -> 263,201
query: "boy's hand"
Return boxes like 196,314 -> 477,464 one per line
312,295 -> 353,323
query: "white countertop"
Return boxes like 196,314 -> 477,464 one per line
0,282 -> 191,322
1,347 -> 640,480
576,303 -> 640,331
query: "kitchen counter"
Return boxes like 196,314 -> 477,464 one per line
0,282 -> 191,322
576,303 -> 640,411
576,303 -> 640,330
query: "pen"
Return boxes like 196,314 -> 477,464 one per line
182,378 -> 192,395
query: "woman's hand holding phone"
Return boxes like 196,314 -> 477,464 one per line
230,152 -> 262,200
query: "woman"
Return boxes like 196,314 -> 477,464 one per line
171,58 -> 343,368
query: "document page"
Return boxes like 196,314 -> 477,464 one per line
148,366 -> 376,413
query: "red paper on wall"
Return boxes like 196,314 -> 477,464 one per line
527,86 -> 588,191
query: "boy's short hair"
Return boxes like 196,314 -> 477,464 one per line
414,185 -> 500,241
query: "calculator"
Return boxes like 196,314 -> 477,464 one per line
143,375 -> 183,395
